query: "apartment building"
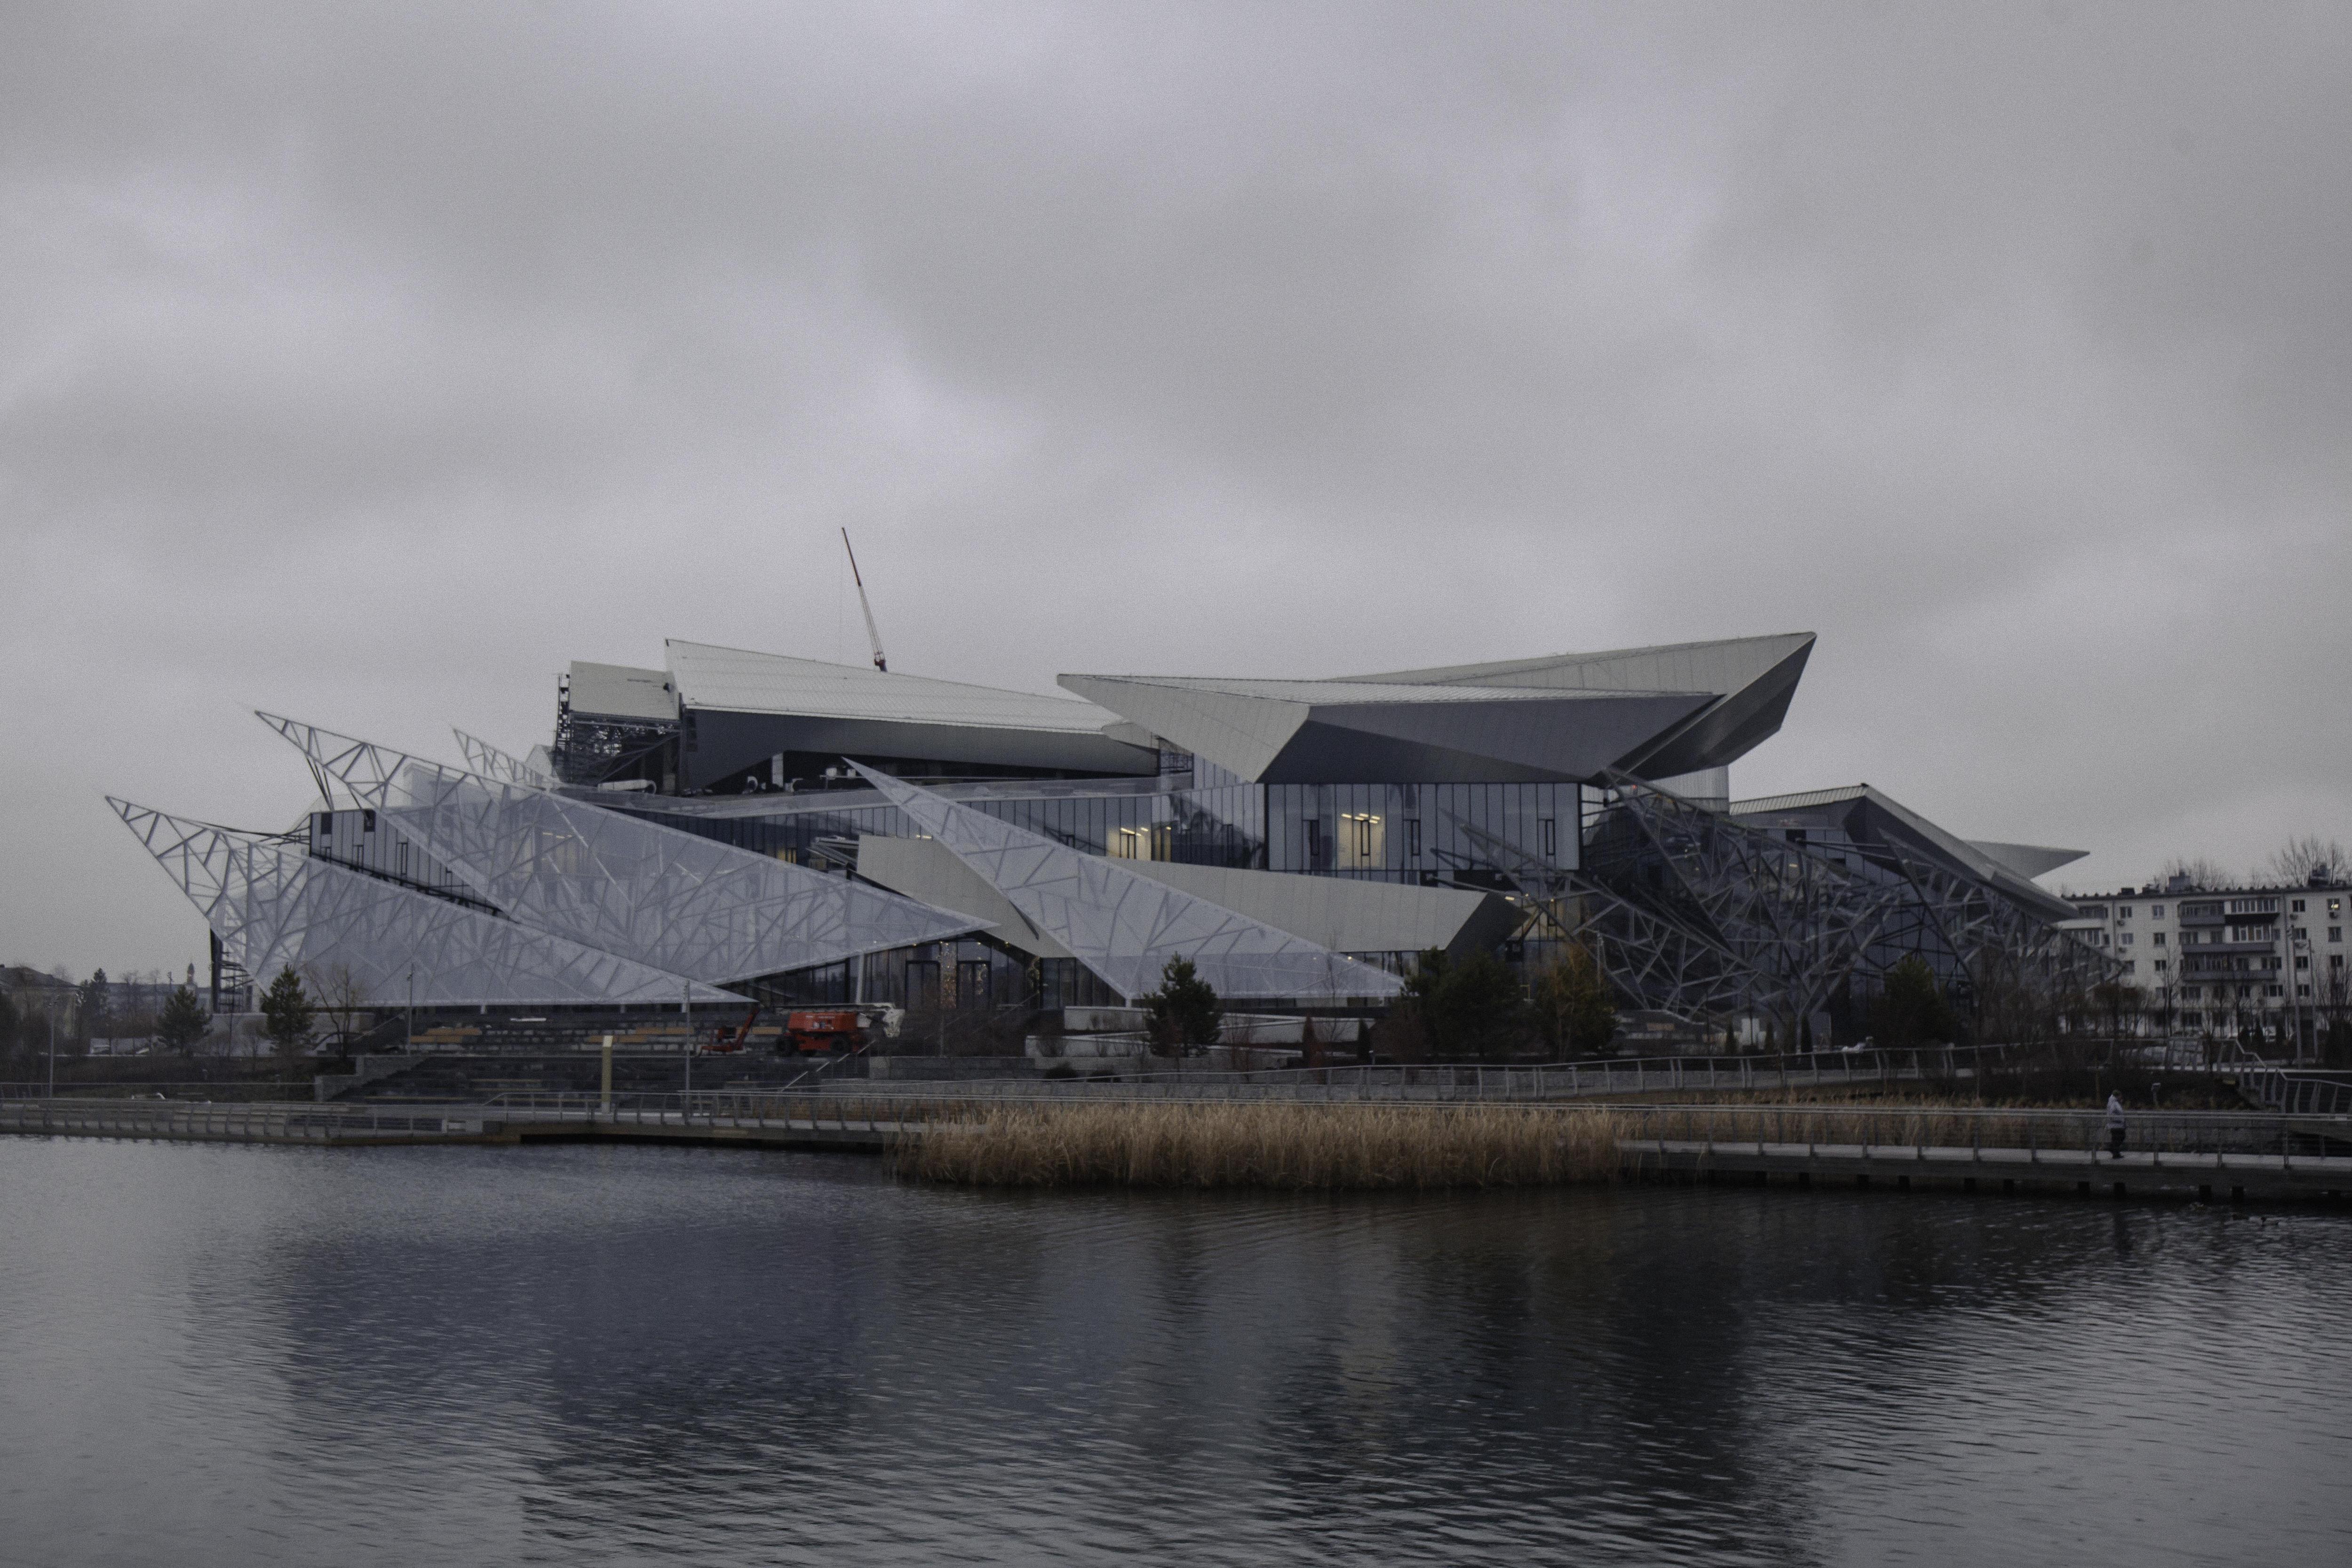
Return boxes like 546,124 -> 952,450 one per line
2066,873 -> 2351,1048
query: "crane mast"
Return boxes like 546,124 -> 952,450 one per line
841,528 -> 888,674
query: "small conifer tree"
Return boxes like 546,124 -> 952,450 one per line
157,985 -> 210,1051
260,968 -> 316,1057
1141,955 -> 1221,1053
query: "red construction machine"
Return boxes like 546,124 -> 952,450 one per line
785,1009 -> 866,1053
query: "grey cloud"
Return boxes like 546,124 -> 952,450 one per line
3,0 -> 2348,972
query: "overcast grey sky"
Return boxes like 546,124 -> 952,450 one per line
4,0 -> 2348,979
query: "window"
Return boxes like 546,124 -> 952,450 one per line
2118,905 -> 2134,920
1303,819 -> 1326,869
2292,899 -> 2307,913
1539,818 -> 1557,859
2333,927 -> 2344,943
2123,961 -> 2136,975
2119,932 -> 2134,946
2152,905 -> 2165,918
1354,816 -> 1374,858
2296,955 -> 2311,971
2298,984 -> 2312,998
2334,955 -> 2346,971
2330,897 -> 2342,915
2152,932 -> 2165,947
362,809 -> 376,832
2265,984 -> 2284,998
2183,986 -> 2202,1000
1405,819 -> 1422,859
2153,959 -> 2167,973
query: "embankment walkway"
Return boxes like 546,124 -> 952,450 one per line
8,1093 -> 2349,1204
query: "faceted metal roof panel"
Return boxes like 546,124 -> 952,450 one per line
666,640 -> 1120,733
849,762 -> 1404,1002
1350,633 -> 1814,695
1350,632 -> 1817,779
1967,841 -> 2089,881
259,714 -> 982,984
1058,674 -> 1708,784
568,661 -> 677,722
109,800 -> 737,1007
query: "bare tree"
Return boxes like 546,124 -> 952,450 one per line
2266,835 -> 2351,887
305,963 -> 373,1052
2153,856 -> 2236,892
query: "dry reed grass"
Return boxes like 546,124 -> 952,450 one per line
895,1101 -> 1628,1189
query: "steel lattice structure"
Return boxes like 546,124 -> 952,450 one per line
852,762 -> 1405,1003
1552,773 -> 2117,1030
259,714 -> 981,985
110,800 -> 739,1007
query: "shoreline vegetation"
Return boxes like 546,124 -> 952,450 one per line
894,1102 -> 1629,1189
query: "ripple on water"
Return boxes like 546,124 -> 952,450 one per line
0,1140 -> 2347,1567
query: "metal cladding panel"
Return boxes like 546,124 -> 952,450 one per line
1968,840 -> 2088,881
1117,861 -> 1512,958
848,763 -> 1404,1003
666,640 -> 1121,731
1061,674 -> 1706,784
257,715 -> 982,983
1347,632 -> 1818,778
568,661 -> 678,722
1054,677 -> 1308,779
1351,633 -> 1814,696
855,835 -> 1074,959
1613,637 -> 1815,777
108,801 -> 735,1006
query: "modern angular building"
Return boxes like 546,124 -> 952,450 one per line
116,630 -> 2112,1044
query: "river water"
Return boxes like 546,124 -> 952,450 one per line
1,1138 -> 2346,1566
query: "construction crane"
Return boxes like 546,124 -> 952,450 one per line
841,528 -> 888,674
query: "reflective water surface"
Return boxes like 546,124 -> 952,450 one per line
2,1138 -> 2347,1566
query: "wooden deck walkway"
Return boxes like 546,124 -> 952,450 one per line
1629,1138 -> 2352,1202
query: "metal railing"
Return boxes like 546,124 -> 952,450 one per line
0,1097 -> 479,1141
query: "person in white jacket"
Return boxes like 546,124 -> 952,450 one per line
2106,1092 -> 2127,1161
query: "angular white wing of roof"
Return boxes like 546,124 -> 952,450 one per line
665,640 -> 1122,734
568,661 -> 678,722
1349,633 -> 1814,694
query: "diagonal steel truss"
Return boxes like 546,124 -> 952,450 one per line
453,729 -> 558,788
1528,773 -> 2117,1030
108,799 -> 739,1007
851,762 -> 1404,1003
257,713 -> 983,985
